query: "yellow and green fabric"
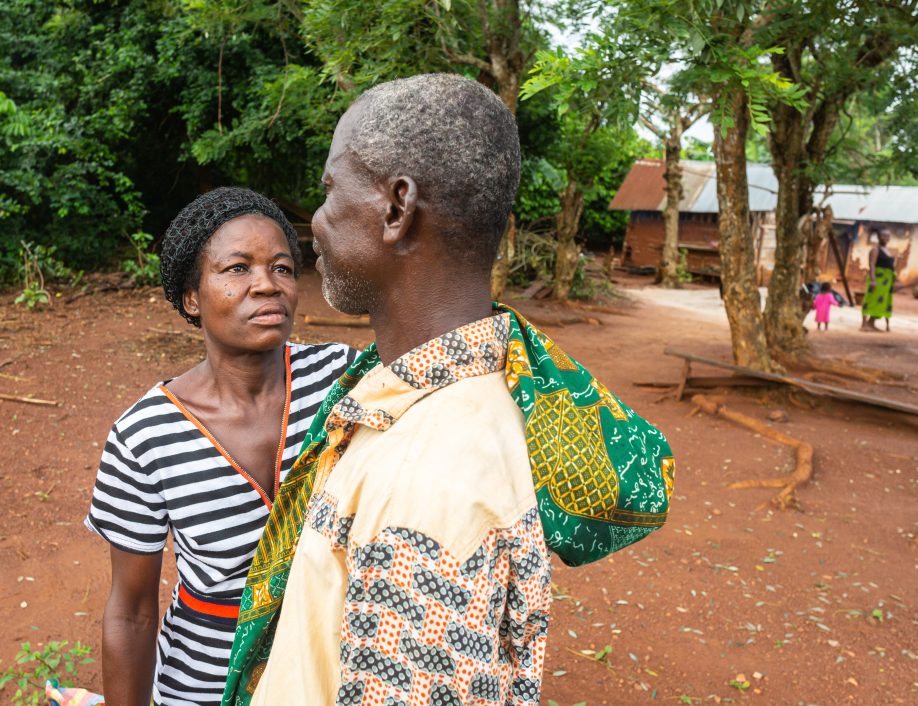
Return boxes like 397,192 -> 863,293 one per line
862,267 -> 894,319
222,304 -> 674,706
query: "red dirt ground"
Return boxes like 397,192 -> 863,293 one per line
1,271 -> 916,705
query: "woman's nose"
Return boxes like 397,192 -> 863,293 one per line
251,267 -> 280,295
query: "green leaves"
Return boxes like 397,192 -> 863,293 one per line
0,640 -> 94,705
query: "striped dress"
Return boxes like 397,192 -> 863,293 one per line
85,342 -> 355,706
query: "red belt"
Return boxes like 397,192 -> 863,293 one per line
177,584 -> 240,624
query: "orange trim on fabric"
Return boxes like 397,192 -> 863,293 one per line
273,345 -> 292,498
178,584 -> 240,619
158,345 -> 293,510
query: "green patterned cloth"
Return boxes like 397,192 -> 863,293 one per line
222,304 -> 674,705
862,266 -> 894,319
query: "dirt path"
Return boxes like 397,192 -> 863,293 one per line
1,273 -> 915,705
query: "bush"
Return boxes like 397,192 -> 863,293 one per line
122,231 -> 161,287
0,641 -> 95,706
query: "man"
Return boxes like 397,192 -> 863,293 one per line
224,73 -> 674,706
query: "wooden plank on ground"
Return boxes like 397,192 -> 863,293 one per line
663,348 -> 918,416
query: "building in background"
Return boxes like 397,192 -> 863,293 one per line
609,159 -> 917,292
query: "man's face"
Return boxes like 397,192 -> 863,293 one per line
312,106 -> 383,315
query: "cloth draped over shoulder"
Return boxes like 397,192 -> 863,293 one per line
222,304 -> 675,706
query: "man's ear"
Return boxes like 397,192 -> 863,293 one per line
382,176 -> 417,246
183,289 -> 200,318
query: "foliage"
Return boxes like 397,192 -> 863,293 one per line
508,227 -> 558,287
521,25 -> 654,296
676,248 -> 693,284
682,137 -> 714,162
171,0 -> 340,209
507,226 -> 596,299
14,239 -> 83,308
820,52 -> 918,185
122,231 -> 161,286
0,0 -> 340,282
515,158 -> 562,226
0,641 -> 94,706
0,1 -> 154,278
0,0 -> 909,295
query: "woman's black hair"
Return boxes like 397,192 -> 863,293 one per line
820,281 -> 831,293
160,187 -> 302,326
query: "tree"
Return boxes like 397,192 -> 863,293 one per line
522,41 -> 646,298
638,85 -> 708,288
296,0 -> 543,297
758,0 -> 918,354
0,0 -> 159,274
0,0 -> 341,280
559,1 -> 802,369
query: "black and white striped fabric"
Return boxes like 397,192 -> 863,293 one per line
85,342 -> 355,706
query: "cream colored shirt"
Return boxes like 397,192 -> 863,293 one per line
252,315 -> 552,706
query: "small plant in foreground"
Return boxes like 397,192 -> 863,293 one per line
122,231 -> 161,286
0,641 -> 94,706
14,241 -> 51,309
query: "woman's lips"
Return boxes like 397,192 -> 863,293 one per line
250,305 -> 287,325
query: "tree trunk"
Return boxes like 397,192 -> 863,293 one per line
762,8 -> 898,354
808,205 -> 833,281
484,0 -> 523,300
659,123 -> 684,288
490,213 -> 517,299
713,90 -> 774,372
552,179 -> 585,299
763,80 -> 809,353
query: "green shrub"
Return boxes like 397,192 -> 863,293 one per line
0,641 -> 95,706
122,231 -> 161,287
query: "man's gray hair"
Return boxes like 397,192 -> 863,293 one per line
349,73 -> 521,266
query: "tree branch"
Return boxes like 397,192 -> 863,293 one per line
640,114 -> 664,138
444,46 -> 494,76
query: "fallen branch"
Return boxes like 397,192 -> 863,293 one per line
302,315 -> 371,328
529,314 -> 603,327
0,393 -> 60,407
776,352 -> 904,384
691,393 -> 813,509
565,301 -> 634,317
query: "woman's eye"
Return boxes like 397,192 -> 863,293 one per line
274,264 -> 293,274
227,264 -> 247,273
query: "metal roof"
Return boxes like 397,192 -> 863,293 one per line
817,185 -> 918,225
609,159 -> 778,213
610,159 -> 918,223
607,159 -> 667,211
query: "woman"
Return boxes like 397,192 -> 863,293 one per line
84,187 -> 355,705
860,228 -> 896,332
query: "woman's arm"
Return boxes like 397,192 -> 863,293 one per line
102,546 -> 163,706
868,246 -> 878,286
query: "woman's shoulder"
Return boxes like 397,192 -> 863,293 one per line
110,382 -> 172,435
287,341 -> 357,372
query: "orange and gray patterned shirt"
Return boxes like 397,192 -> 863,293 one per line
251,313 -> 552,705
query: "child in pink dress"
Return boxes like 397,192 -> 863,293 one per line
813,282 -> 839,331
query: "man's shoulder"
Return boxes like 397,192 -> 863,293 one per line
396,370 -> 528,475
341,371 -> 536,558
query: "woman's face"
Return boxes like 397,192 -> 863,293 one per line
183,214 -> 298,353
878,231 -> 891,246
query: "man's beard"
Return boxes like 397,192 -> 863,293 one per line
320,257 -> 375,316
